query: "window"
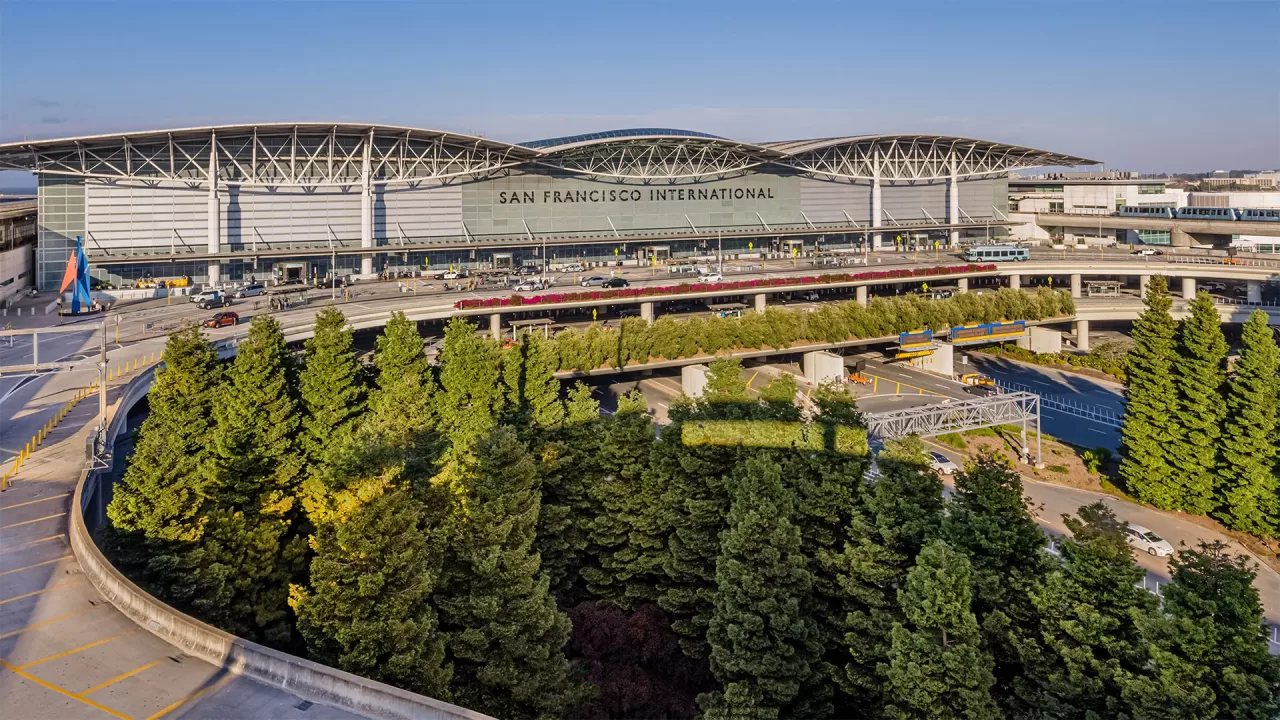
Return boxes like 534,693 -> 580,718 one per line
1138,185 -> 1163,194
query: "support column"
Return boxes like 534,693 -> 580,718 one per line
856,285 -> 867,306
489,312 -> 502,340
207,132 -> 221,286
957,277 -> 969,293
1182,277 -> 1196,300
946,151 -> 959,248
360,129 -> 375,277
1008,274 -> 1021,290
1139,274 -> 1150,297
1070,273 -> 1082,299
754,293 -> 767,313
871,149 -> 883,251
1075,319 -> 1090,353
640,301 -> 655,323
1247,279 -> 1262,303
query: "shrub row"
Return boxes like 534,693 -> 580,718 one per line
456,263 -> 997,310
681,420 -> 869,456
545,288 -> 1075,373
978,342 -> 1127,382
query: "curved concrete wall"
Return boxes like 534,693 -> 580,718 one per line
70,369 -> 491,720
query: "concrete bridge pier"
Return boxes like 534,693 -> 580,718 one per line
1139,274 -> 1150,297
490,312 -> 502,340
1075,319 -> 1090,353
957,277 -> 969,293
640,301 -> 655,323
856,286 -> 867,306
803,351 -> 844,386
754,293 -> 767,313
1008,274 -> 1021,290
1071,273 -> 1082,299
1247,280 -> 1263,303
1182,277 -> 1196,300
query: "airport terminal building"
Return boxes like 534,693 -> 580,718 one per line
0,125 -> 1096,289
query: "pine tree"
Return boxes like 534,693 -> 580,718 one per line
193,315 -> 308,645
435,317 -> 505,455
364,311 -> 437,451
298,306 -> 365,473
290,475 -> 451,698
433,426 -> 586,718
941,452 -> 1049,715
1017,501 -> 1156,717
838,437 -> 944,712
1120,275 -> 1182,510
698,456 -> 827,720
536,382 -> 602,596
882,539 -> 999,720
108,324 -> 221,545
759,373 -> 801,420
502,331 -> 565,433
1218,310 -> 1280,537
1119,541 -> 1280,720
1169,291 -> 1227,515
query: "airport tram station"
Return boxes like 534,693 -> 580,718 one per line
0,124 -> 1098,290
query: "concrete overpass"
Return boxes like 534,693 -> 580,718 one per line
1032,211 -> 1280,247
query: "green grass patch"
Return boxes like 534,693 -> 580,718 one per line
935,433 -> 967,450
683,419 -> 869,456
1047,464 -> 1070,474
963,426 -> 1000,438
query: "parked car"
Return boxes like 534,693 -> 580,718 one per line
518,265 -> 541,276
796,290 -> 820,302
441,270 -> 466,280
698,272 -> 724,283
1124,524 -> 1173,557
203,311 -> 239,328
234,283 -> 265,298
1133,247 -> 1163,256
190,288 -> 220,304
602,277 -> 630,288
196,292 -> 231,310
929,451 -> 960,475
514,280 -> 545,292
562,262 -> 586,272
962,384 -> 999,398
581,276 -> 608,287
617,306 -> 642,318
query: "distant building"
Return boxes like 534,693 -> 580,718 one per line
1007,176 -> 1185,245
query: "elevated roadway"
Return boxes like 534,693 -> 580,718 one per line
1032,211 -> 1280,247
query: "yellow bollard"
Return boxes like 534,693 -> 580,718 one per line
151,352 -> 156,363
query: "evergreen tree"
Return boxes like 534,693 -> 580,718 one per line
1016,502 -> 1156,718
108,324 -> 221,546
433,426 -> 586,718
193,315 -> 308,645
759,373 -> 801,420
882,540 -> 1000,720
1169,291 -> 1228,515
364,311 -> 436,451
290,474 -> 451,697
702,355 -> 750,406
298,306 -> 365,470
698,456 -> 827,720
435,318 -> 505,455
838,437 -> 944,712
942,452 -> 1049,715
1218,310 -> 1280,537
535,382 -> 602,596
502,331 -> 565,433
1119,541 -> 1280,720
1120,275 -> 1182,509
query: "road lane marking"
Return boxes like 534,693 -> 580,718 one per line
0,657 -> 131,720
0,606 -> 105,641
0,578 -> 84,605
77,659 -> 162,697
0,534 -> 67,555
16,629 -> 138,669
145,670 -> 238,720
0,555 -> 71,577
1,513 -> 67,530
0,493 -> 70,512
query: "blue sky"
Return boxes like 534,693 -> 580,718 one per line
1,0 -> 1277,188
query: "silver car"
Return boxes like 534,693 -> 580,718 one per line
234,283 -> 265,298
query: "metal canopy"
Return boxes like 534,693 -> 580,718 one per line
0,125 -> 1099,185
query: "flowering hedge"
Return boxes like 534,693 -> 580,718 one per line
454,263 -> 997,310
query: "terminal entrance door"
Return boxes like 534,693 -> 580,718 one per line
646,245 -> 671,261
492,252 -> 513,269
273,261 -> 309,284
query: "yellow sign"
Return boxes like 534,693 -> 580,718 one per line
791,247 -> 798,256
748,241 -> 754,250
614,247 -> 619,256
922,283 -> 929,293
592,308 -> 598,321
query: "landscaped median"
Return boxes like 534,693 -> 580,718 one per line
453,263 -> 998,310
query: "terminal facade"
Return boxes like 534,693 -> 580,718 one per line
0,125 -> 1096,290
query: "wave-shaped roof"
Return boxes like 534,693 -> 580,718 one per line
0,123 -> 1100,185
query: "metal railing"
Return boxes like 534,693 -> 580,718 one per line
1214,297 -> 1280,309
992,378 -> 1123,428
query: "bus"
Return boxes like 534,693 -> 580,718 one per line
963,245 -> 1030,262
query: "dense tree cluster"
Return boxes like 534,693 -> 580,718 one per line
1121,277 -> 1280,538
109,305 -> 1278,718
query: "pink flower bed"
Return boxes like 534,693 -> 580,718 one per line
454,263 -> 997,310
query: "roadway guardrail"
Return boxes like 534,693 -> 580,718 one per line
992,378 -> 1123,428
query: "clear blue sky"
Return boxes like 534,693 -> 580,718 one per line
1,0 -> 1277,188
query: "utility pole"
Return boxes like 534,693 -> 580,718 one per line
98,320 -> 107,429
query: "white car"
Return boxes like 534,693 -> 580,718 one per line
929,451 -> 960,475
190,289 -> 220,304
698,272 -> 724,283
561,263 -> 586,273
442,271 -> 465,280
1134,247 -> 1163,256
1125,524 -> 1174,557
514,280 -> 545,292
